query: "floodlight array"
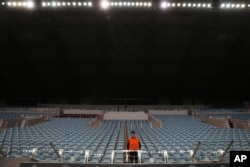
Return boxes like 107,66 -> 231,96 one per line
1,1 -> 250,11
220,3 -> 246,9
160,2 -> 212,9
101,1 -> 152,9
41,1 -> 92,7
2,1 -> 35,8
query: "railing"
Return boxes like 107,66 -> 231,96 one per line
110,150 -> 168,164
111,150 -> 142,164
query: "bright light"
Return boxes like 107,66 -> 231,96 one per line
183,3 -> 186,7
101,1 -> 109,9
72,2 -> 76,6
161,2 -> 167,8
78,2 -> 81,6
26,1 -> 34,8
52,1 -> 56,7
2,2 -> 5,5
197,3 -> 201,7
62,2 -> 66,6
226,3 -> 230,8
88,2 -> 92,7
177,3 -> 181,7
42,2 -> 46,7
241,4 -> 245,8
221,3 -> 225,8
148,2 -> 151,7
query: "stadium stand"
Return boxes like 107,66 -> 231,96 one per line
1,107 -> 250,167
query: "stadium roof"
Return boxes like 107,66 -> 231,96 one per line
1,1 -> 250,104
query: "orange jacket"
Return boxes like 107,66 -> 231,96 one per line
127,137 -> 141,150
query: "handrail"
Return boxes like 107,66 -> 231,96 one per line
50,142 -> 62,162
163,150 -> 168,164
190,141 -> 201,162
219,140 -> 234,161
84,150 -> 90,164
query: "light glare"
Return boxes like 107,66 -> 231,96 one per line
101,1 -> 109,9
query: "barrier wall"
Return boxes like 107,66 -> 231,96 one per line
63,109 -> 103,115
204,117 -> 229,128
149,110 -> 188,115
103,112 -> 148,120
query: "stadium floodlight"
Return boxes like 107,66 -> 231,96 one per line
172,3 -> 175,7
62,2 -> 66,6
42,2 -> 46,7
78,2 -> 82,6
52,1 -> 56,7
18,2 -> 22,6
182,3 -> 186,7
197,3 -> 201,7
207,3 -> 211,8
220,3 -> 225,8
88,2 -> 92,6
2,2 -> 5,5
101,0 -> 109,9
13,2 -> 17,6
161,2 -> 167,8
193,3 -> 196,7
26,1 -> 34,8
241,4 -> 245,8
226,3 -> 230,8
231,4 -> 235,8
148,2 -> 151,7
188,3 -> 191,7
177,3 -> 181,7
72,2 -> 76,6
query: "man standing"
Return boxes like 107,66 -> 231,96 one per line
127,131 -> 141,163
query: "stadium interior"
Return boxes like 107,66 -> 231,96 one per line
1,0 -> 250,167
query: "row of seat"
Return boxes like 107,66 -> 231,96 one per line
1,114 -> 250,163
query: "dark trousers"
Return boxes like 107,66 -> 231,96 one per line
129,151 -> 138,163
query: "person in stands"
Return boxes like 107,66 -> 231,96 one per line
127,131 -> 141,163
